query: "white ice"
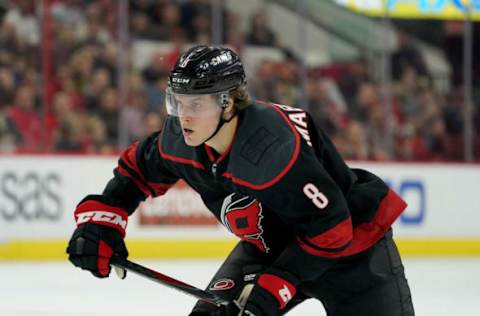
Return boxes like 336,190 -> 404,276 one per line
0,258 -> 479,315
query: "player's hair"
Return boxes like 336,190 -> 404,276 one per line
230,84 -> 251,111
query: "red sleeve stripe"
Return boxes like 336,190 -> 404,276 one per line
298,237 -> 351,254
257,273 -> 297,310
118,161 -> 174,197
159,149 -> 206,170
120,142 -> 141,173
148,182 -> 174,196
298,217 -> 353,253
118,143 -> 157,196
117,164 -> 152,197
297,189 -> 407,258
157,136 -> 206,170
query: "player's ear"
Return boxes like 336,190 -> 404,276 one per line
223,96 -> 235,119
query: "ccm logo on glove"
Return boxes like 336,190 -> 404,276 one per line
76,211 -> 127,229
74,200 -> 128,236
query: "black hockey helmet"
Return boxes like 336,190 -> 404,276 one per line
168,45 -> 246,95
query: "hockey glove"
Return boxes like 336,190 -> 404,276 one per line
66,196 -> 129,278
192,272 -> 297,316
188,283 -> 256,316
240,272 -> 297,316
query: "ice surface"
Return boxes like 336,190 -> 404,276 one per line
0,258 -> 479,315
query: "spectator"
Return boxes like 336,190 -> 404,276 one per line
224,11 -> 242,46
80,2 -> 111,44
48,91 -> 85,152
349,82 -> 380,122
94,42 -> 118,84
0,66 -> 15,107
338,58 -> 370,105
391,31 -> 429,82
7,84 -> 41,150
69,45 -> 96,93
308,79 -> 347,136
84,115 -> 113,154
0,1 -> 476,162
93,87 -> 119,145
246,11 -> 277,46
121,90 -> 147,143
84,67 -> 112,111
54,65 -> 84,111
154,2 -> 182,41
190,12 -> 211,44
54,114 -> 85,152
164,28 -> 188,69
142,51 -> 169,84
4,0 -> 39,46
0,19 -> 18,53
180,0 -> 211,40
0,107 -> 20,153
144,74 -> 168,114
52,23 -> 79,70
342,120 -> 369,160
394,123 -> 429,161
143,112 -> 163,137
363,104 -> 392,160
129,0 -> 155,17
248,59 -> 278,101
130,12 -> 157,40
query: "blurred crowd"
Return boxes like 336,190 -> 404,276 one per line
0,0 -> 478,161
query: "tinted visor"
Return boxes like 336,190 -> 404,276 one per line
165,88 -> 228,118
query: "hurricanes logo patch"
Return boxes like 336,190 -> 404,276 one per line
221,193 -> 270,253
209,279 -> 235,291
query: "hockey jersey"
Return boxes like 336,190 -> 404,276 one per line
93,100 -> 407,282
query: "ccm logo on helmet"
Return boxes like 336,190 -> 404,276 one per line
172,77 -> 190,84
76,211 -> 127,230
209,278 -> 235,291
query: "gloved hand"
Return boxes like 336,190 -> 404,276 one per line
66,197 -> 129,278
190,272 -> 297,316
240,273 -> 296,316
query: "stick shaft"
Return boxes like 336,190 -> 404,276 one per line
110,257 -> 229,306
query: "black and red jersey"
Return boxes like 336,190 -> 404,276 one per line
94,100 -> 406,282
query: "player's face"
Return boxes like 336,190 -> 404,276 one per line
175,94 -> 222,146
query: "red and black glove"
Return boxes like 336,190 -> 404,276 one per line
190,271 -> 297,316
239,272 -> 297,316
66,196 -> 129,278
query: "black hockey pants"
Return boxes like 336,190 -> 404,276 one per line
191,229 -> 414,316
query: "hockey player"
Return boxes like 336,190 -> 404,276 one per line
67,45 -> 414,316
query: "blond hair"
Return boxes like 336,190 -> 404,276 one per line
230,85 -> 251,111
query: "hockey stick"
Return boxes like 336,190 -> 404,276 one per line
110,256 -> 230,306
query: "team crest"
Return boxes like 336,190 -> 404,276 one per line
220,193 -> 270,253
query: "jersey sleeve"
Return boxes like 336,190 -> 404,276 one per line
96,131 -> 179,215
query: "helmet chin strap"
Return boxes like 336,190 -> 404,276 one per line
203,107 -> 236,144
